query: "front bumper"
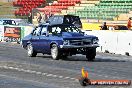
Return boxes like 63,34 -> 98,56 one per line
60,44 -> 99,48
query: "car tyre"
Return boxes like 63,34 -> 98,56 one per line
51,44 -> 60,60
86,48 -> 96,61
27,44 -> 37,57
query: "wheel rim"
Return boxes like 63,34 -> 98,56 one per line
51,45 -> 58,59
28,45 -> 33,55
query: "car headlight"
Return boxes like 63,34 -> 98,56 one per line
63,40 -> 69,45
93,39 -> 99,44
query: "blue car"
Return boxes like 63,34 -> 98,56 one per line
21,24 -> 99,61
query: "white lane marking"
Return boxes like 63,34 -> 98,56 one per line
29,70 -> 36,74
0,66 -> 77,81
58,76 -> 63,78
104,75 -> 108,78
8,67 -> 13,69
36,72 -> 42,75
70,78 -> 76,80
64,77 -> 70,79
13,67 -> 19,70
42,73 -> 47,75
46,74 -> 53,77
52,75 -> 57,77
112,76 -> 120,79
0,66 -> 124,80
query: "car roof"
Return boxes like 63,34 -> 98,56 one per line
40,23 -> 75,26
52,15 -> 79,17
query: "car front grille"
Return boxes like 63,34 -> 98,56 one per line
69,39 -> 91,45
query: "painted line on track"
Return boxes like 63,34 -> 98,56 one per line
0,65 -> 123,80
0,65 -> 77,81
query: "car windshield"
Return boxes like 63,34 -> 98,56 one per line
49,25 -> 81,34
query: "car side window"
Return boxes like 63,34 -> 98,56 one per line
33,27 -> 41,36
57,17 -> 63,23
52,27 -> 61,34
52,17 -> 58,24
47,17 -> 54,24
41,26 -> 47,36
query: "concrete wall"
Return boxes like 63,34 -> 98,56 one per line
85,30 -> 132,56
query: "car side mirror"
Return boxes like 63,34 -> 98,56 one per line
31,32 -> 33,35
46,21 -> 50,24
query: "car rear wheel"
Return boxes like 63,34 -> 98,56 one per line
86,48 -> 96,61
27,44 -> 37,57
51,44 -> 61,60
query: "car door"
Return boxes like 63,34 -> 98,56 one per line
31,26 -> 42,52
39,25 -> 49,53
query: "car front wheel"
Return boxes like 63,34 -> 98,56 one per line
86,48 -> 96,61
51,44 -> 61,60
27,44 -> 37,57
